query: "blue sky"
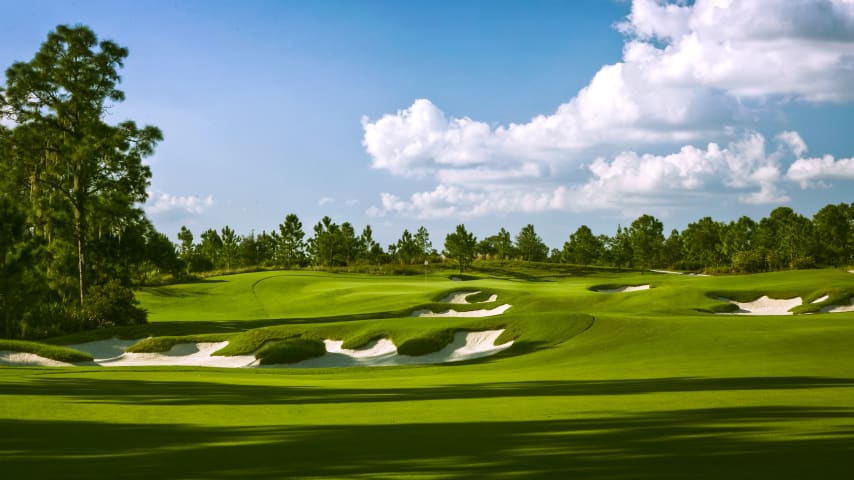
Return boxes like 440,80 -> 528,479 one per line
2,0 -> 853,248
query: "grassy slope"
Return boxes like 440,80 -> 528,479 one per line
2,268 -> 854,478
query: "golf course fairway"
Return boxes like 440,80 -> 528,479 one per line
2,267 -> 854,478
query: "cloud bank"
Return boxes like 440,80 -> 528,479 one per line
362,0 -> 854,219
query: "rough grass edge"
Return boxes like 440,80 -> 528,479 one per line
0,340 -> 93,363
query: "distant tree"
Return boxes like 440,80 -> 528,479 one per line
277,213 -> 306,268
608,225 -> 633,268
516,224 -> 549,262
562,225 -> 604,265
177,226 -> 194,258
757,207 -> 815,269
681,217 -> 723,271
661,229 -> 683,268
199,229 -> 223,269
444,224 -> 477,273
628,215 -> 664,268
220,226 -> 239,271
812,203 -> 851,266
339,222 -> 359,265
144,231 -> 181,277
414,226 -> 432,261
494,228 -> 515,260
396,229 -> 420,264
308,216 -> 342,266
358,225 -> 384,264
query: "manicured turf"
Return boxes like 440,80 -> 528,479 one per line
2,268 -> 854,478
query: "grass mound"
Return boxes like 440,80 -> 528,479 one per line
256,338 -> 326,365
396,330 -> 455,356
0,340 -> 93,363
125,334 -> 233,353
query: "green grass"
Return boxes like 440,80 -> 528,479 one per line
256,337 -> 326,364
2,267 -> 854,478
0,339 -> 93,363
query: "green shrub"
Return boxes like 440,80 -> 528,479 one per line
78,280 -> 147,329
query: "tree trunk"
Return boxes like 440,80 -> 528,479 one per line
75,211 -> 85,306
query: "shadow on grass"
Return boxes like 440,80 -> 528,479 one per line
3,376 -> 853,406
2,405 -> 853,479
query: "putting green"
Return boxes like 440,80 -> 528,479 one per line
2,268 -> 854,478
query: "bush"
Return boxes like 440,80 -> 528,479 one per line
79,280 -> 147,329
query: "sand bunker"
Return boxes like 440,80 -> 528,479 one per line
411,304 -> 511,317
69,338 -> 139,360
439,291 -> 499,304
812,295 -> 830,304
720,296 -> 803,315
285,330 -> 513,368
821,298 -> 854,313
6,331 -> 512,369
0,351 -> 73,367
596,285 -> 651,293
62,338 -> 258,368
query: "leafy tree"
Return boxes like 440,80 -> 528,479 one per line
516,224 -> 549,262
813,203 -> 851,266
628,214 -> 664,268
1,24 -> 161,305
681,217 -> 723,270
608,225 -> 633,268
494,228 -> 515,260
396,229 -> 420,264
444,224 -> 477,273
277,213 -> 305,268
661,229 -> 683,268
562,225 -> 604,265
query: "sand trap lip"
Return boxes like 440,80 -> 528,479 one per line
0,351 -> 74,367
68,337 -> 140,360
821,297 -> 854,313
650,269 -> 710,276
439,291 -> 499,304
812,295 -> 830,304
596,285 -> 650,293
411,304 -> 511,317
282,330 -> 513,368
719,296 -> 802,315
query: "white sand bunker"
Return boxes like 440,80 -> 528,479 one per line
439,291 -> 499,304
68,340 -> 258,368
285,330 -> 513,368
412,304 -> 511,317
812,295 -> 829,304
720,296 -> 803,315
596,285 -> 650,293
821,298 -> 854,313
0,351 -> 73,367
68,337 -> 139,360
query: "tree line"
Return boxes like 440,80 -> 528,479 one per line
169,203 -> 854,276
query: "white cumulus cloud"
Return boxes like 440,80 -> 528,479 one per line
146,191 -> 214,215
362,0 -> 854,219
787,155 -> 854,188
